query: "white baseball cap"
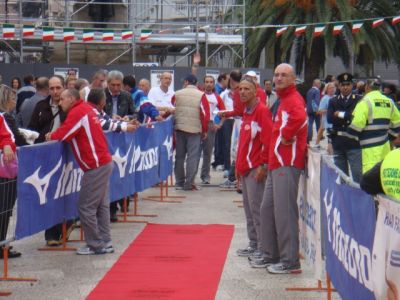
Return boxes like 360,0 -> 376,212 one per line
245,70 -> 257,77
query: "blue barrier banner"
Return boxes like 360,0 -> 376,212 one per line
321,161 -> 376,300
16,118 -> 173,240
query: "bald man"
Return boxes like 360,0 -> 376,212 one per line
249,64 -> 307,274
148,72 -> 175,111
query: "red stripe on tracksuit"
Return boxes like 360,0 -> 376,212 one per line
50,100 -> 112,172
236,102 -> 273,176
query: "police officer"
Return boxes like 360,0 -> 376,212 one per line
327,73 -> 362,182
347,79 -> 400,174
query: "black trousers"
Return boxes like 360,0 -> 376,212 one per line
0,178 -> 17,242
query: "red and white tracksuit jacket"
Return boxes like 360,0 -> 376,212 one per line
268,85 -> 307,171
50,100 -> 112,172
0,114 -> 15,152
236,101 -> 273,176
201,92 -> 225,118
224,85 -> 267,118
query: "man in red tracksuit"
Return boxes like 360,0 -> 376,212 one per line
235,78 -> 273,257
46,89 -> 114,255
249,63 -> 307,274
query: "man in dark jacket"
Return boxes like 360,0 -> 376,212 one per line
103,70 -> 134,221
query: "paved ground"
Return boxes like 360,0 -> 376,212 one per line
1,168 -> 339,300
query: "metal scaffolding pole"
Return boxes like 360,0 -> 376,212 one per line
18,0 -> 23,63
131,0 -> 136,63
242,0 -> 245,67
65,0 -> 70,64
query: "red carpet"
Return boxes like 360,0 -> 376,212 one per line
87,224 -> 234,300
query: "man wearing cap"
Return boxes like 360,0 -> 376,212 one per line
173,74 -> 210,191
327,73 -> 362,182
244,71 -> 267,104
347,78 -> 400,173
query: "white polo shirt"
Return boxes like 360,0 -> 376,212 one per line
148,86 -> 175,108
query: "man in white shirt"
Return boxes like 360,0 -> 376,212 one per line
148,72 -> 175,112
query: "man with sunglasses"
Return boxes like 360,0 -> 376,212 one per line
327,73 -> 362,182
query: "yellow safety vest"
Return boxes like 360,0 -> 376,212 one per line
348,90 -> 400,173
381,148 -> 400,201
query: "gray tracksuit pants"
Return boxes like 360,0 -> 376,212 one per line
260,166 -> 301,266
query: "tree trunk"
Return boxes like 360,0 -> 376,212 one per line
304,37 -> 325,89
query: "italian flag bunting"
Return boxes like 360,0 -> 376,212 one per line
63,28 -> 75,41
23,25 -> 35,37
121,30 -> 133,40
333,23 -> 344,36
2,24 -> 15,38
276,26 -> 287,37
392,16 -> 400,25
294,25 -> 306,36
372,18 -> 384,28
42,27 -> 54,41
102,30 -> 114,41
140,29 -> 152,40
352,22 -> 363,33
313,25 -> 325,37
83,29 -> 94,42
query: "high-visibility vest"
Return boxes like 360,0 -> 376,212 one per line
348,90 -> 400,173
381,148 -> 400,200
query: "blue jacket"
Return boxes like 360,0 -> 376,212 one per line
130,88 -> 159,123
306,87 -> 320,114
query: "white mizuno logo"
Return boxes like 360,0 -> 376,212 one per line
112,143 -> 132,178
24,158 -> 63,205
163,135 -> 173,160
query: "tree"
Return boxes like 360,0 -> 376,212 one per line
245,0 -> 400,86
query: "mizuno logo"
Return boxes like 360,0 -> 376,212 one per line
24,158 -> 62,205
163,136 -> 173,160
112,143 -> 133,178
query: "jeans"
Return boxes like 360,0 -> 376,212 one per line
307,112 -> 321,143
333,148 -> 362,183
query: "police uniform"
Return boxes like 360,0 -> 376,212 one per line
347,85 -> 400,173
327,73 -> 362,182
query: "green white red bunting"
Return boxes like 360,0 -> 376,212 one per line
42,27 -> 54,41
140,29 -> 152,41
295,26 -> 306,36
313,25 -> 325,37
333,24 -> 344,35
83,29 -> 94,42
121,30 -> 133,40
372,18 -> 384,28
393,16 -> 400,25
23,25 -> 35,37
102,30 -> 114,41
63,28 -> 75,41
2,24 -> 15,38
352,22 -> 363,33
276,26 -> 287,37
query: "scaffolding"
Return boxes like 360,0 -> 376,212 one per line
0,0 -> 245,67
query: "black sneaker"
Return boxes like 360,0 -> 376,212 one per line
267,262 -> 302,274
236,246 -> 256,257
249,257 -> 279,268
247,250 -> 265,261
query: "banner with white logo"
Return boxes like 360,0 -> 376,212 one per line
298,150 -> 323,280
372,195 -> 400,300
16,118 -> 173,239
321,160 -> 376,300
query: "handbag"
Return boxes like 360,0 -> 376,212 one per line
0,152 -> 18,179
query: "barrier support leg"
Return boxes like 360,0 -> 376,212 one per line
38,221 -> 76,251
116,197 -> 148,224
285,277 -> 336,295
118,193 -> 158,218
0,246 -> 37,282
164,177 -> 185,199
142,181 -> 182,203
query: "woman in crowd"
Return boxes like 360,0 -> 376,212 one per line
10,77 -> 21,92
316,82 -> 336,151
0,84 -> 29,258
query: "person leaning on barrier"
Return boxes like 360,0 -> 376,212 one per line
327,73 -> 362,183
46,89 -> 114,255
347,78 -> 400,174
360,148 -> 400,201
0,84 -> 30,259
87,88 -> 138,133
